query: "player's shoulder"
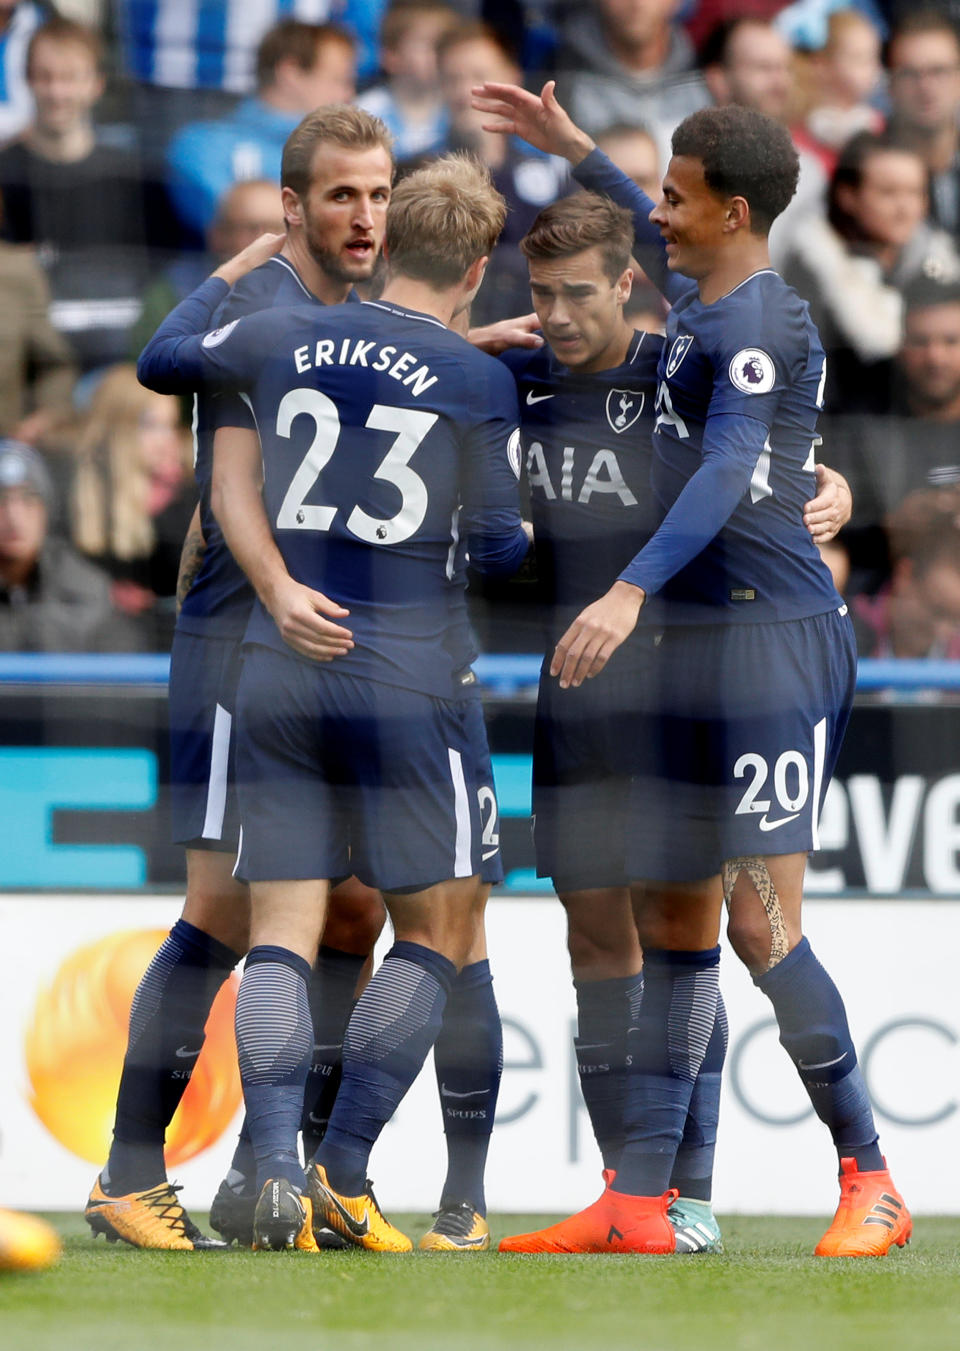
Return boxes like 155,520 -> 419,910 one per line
216,257 -> 315,323
703,270 -> 815,370
499,342 -> 553,385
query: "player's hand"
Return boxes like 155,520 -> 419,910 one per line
471,80 -> 595,165
804,463 -> 852,543
213,232 -> 285,288
551,581 -> 644,688
468,313 -> 544,355
267,578 -> 355,663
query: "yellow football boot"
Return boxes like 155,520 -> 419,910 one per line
419,1201 -> 490,1252
307,1162 -> 412,1252
85,1176 -> 226,1250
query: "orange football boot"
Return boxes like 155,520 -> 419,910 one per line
499,1185 -> 678,1254
814,1158 -> 912,1257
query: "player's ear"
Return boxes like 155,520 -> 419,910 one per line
617,267 -> 634,304
281,185 -> 303,229
726,195 -> 750,232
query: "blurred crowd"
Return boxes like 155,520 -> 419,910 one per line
2,0 -> 960,658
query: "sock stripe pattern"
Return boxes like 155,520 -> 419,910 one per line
236,963 -> 312,1085
126,938 -> 180,1050
668,968 -> 721,1082
345,957 -> 446,1067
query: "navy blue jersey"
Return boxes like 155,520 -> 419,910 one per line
140,280 -> 528,698
503,330 -> 662,639
575,150 -> 841,626
177,255 -> 322,639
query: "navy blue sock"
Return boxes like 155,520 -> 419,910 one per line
106,918 -> 239,1195
300,947 -> 366,1161
235,945 -> 313,1192
432,959 -> 502,1215
317,942 -> 455,1196
755,937 -> 883,1172
225,1120 -> 257,1197
573,972 -> 644,1170
670,994 -> 728,1201
614,947 -> 721,1197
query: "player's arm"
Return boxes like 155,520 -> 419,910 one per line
175,503 -> 205,613
459,364 -> 531,575
804,463 -> 852,544
211,425 -> 354,662
137,233 -> 285,393
471,79 -> 688,303
552,411 -> 768,688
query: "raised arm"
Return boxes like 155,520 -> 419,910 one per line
471,79 -> 688,303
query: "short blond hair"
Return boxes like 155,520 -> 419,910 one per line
282,104 -> 394,197
386,154 -> 505,287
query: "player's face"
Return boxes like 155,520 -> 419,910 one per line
27,38 -> 103,134
297,143 -> 392,285
900,302 -> 960,410
649,156 -> 731,280
528,246 -> 632,373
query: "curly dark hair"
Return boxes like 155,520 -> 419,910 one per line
670,106 -> 799,234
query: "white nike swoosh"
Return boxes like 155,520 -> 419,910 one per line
526,391 -> 554,404
798,1052 -> 848,1071
758,812 -> 801,832
481,848 -> 499,861
440,1086 -> 488,1100
175,1045 -> 201,1058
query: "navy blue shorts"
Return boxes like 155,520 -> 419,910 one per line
168,630 -> 242,851
533,638 -> 657,893
234,646 -> 497,891
626,608 -> 856,882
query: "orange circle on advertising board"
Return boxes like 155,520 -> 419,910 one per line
24,930 -> 241,1166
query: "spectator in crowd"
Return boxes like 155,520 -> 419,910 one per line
699,16 -> 828,263
129,178 -> 284,360
886,8 -> 960,242
782,130 -> 960,412
0,17 -> 178,374
824,276 -> 960,589
0,437 -> 139,652
435,20 -> 568,323
593,120 -> 661,195
852,485 -> 960,657
165,20 -> 356,240
684,0 -> 787,53
795,8 -> 884,175
358,1 -> 458,160
0,235 -> 75,443
557,0 -> 710,166
0,0 -> 48,142
69,365 -> 195,649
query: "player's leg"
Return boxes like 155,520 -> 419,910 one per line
309,875 -> 481,1252
721,611 -> 909,1257
229,644 -> 347,1252
88,632 -> 245,1250
307,679 -> 492,1252
420,897 -> 501,1251
300,878 -> 386,1163
724,851 -> 910,1256
668,988 -> 728,1253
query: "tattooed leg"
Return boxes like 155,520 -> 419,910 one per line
722,856 -> 790,971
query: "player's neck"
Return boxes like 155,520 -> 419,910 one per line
24,120 -> 95,163
280,236 -> 352,307
379,277 -> 457,327
696,238 -> 772,306
574,319 -> 636,375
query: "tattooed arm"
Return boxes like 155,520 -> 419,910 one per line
176,503 -> 205,614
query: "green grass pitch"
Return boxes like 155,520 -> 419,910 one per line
2,1213 -> 959,1351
